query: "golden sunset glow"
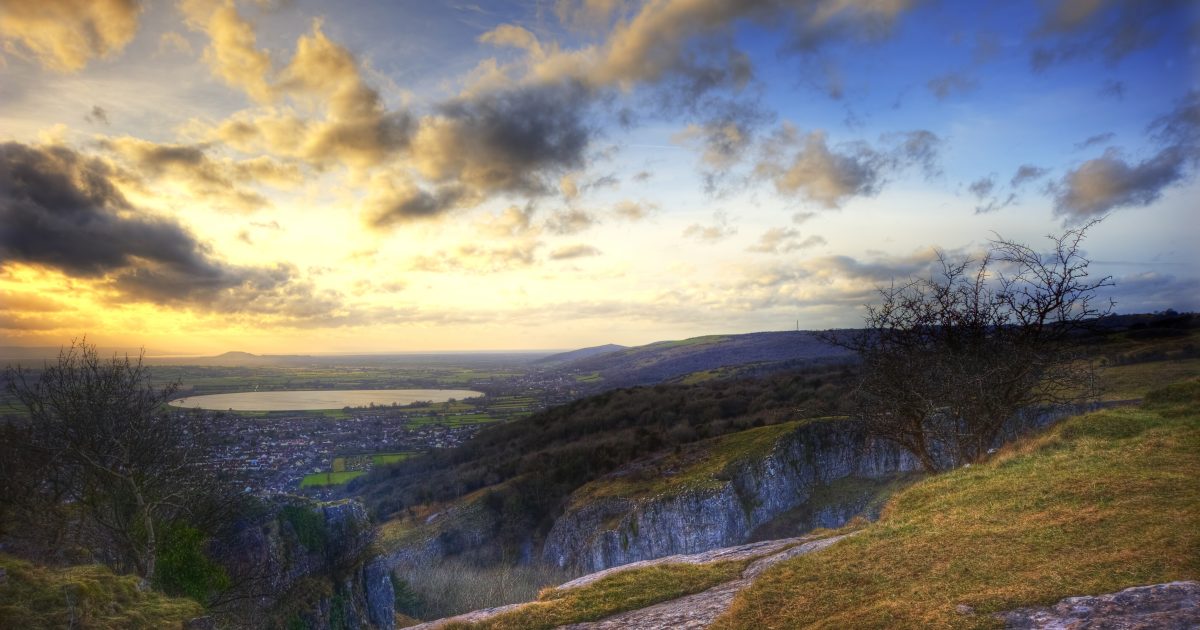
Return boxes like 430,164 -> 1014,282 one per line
1,0 -> 1196,353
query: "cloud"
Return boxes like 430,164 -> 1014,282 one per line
411,81 -> 592,198
476,204 -> 539,239
549,244 -> 602,260
755,125 -> 942,208
974,192 -> 1017,215
1010,164 -> 1049,187
747,227 -> 826,254
559,173 -> 581,200
545,208 -> 598,235
926,71 -> 977,100
683,211 -> 737,242
1052,147 -> 1191,220
1149,91 -> 1200,148
0,142 -> 332,318
181,0 -> 274,102
1030,0 -> 1191,71
0,0 -> 141,72
362,171 -> 468,228
1102,271 -> 1200,313
1098,79 -> 1125,100
84,106 -> 110,126
968,175 -> 995,199
612,199 -> 656,221
1054,94 -> 1199,220
191,13 -> 413,171
1075,132 -> 1115,151
98,136 -> 301,212
410,242 -> 540,273
158,31 -> 193,56
755,127 -> 882,208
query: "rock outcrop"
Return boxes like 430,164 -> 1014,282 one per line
542,419 -> 917,573
543,404 -> 1088,574
215,497 -> 395,630
998,581 -> 1200,629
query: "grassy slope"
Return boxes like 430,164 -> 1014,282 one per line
711,379 -> 1200,629
0,555 -> 202,629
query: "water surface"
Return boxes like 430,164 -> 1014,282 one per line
168,388 -> 483,411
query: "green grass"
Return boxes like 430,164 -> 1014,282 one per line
446,560 -> 746,630
711,379 -> 1200,630
299,471 -> 365,487
372,452 -> 416,465
1098,357 -> 1200,400
0,554 -> 203,629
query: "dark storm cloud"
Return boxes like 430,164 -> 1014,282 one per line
0,142 -> 210,277
415,81 -> 593,197
0,142 -> 334,318
1030,0 -> 1191,71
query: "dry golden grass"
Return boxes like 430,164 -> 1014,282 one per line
710,379 -> 1200,630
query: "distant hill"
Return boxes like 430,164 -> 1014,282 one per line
553,331 -> 852,389
534,344 -> 628,366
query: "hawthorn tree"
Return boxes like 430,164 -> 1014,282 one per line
830,222 -> 1112,472
2,340 -> 239,583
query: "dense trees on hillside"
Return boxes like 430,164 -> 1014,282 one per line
353,365 -> 856,551
829,224 -> 1112,471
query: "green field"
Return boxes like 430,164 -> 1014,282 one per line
373,452 -> 416,465
299,471 -> 365,487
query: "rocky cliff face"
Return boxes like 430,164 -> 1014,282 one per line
541,419 -> 920,573
543,405 -> 1088,573
216,498 -> 396,629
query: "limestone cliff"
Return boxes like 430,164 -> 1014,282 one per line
216,498 -> 396,629
541,419 -> 919,573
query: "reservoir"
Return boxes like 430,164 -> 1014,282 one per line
168,389 -> 484,411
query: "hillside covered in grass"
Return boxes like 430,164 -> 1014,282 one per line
711,378 -> 1200,629
0,555 -> 203,629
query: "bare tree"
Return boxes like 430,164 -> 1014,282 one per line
2,340 -> 239,582
829,222 -> 1112,472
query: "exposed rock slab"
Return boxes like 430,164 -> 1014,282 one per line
999,581 -> 1200,629
407,533 -> 853,629
562,534 -> 850,629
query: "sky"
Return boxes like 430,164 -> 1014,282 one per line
0,0 -> 1197,354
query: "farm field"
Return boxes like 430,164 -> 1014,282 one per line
300,471 -> 365,487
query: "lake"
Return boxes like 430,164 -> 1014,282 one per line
167,389 -> 484,411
